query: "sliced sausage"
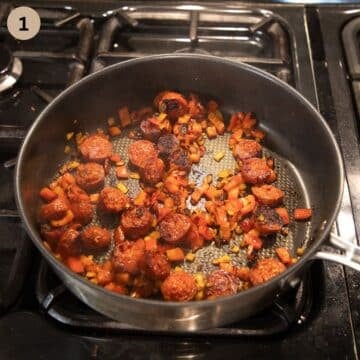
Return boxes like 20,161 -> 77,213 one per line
75,162 -> 105,191
169,149 -> 191,173
40,197 -> 69,222
70,201 -> 93,225
121,207 -> 153,239
249,258 -> 286,286
157,134 -> 180,159
99,187 -> 128,213
41,226 -> 66,250
128,140 -> 158,169
144,251 -> 171,280
140,118 -> 162,141
113,239 -> 146,275
205,270 -> 238,300
159,213 -> 191,244
161,271 -> 197,301
81,226 -> 111,252
140,157 -> 165,185
233,139 -> 262,160
251,184 -> 284,206
78,133 -> 112,163
66,185 -> 93,225
254,205 -> 283,234
154,91 -> 188,120
57,228 -> 81,256
241,158 -> 276,185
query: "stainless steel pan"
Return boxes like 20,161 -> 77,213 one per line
15,54 -> 359,331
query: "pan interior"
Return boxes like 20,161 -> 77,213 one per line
57,115 -> 311,275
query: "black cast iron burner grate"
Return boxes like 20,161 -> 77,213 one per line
36,260 -> 318,336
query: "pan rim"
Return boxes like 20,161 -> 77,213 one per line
15,53 -> 344,310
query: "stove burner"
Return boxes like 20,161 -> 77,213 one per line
0,44 -> 22,94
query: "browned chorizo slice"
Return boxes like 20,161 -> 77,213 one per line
161,271 -> 197,301
157,134 -> 180,159
113,239 -> 146,275
66,185 -> 93,225
99,187 -> 128,213
251,184 -> 284,207
254,205 -> 283,234
57,228 -> 81,256
169,149 -> 191,173
140,158 -> 165,185
78,133 -> 113,163
159,213 -> 191,244
233,139 -> 262,160
249,258 -> 286,286
154,91 -> 188,120
241,158 -> 276,185
144,251 -> 171,280
81,226 -> 111,252
140,118 -> 162,141
75,162 -> 105,191
205,270 -> 239,300
128,140 -> 158,169
70,201 -> 93,225
121,207 -> 153,239
40,197 -> 69,222
41,226 -> 66,250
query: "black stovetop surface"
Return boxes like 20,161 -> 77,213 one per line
0,2 -> 359,359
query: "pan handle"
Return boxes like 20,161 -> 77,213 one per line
313,233 -> 360,272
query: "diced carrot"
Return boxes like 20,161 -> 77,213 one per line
276,247 -> 292,265
118,106 -> 131,127
39,187 -> 58,202
294,208 -> 313,221
66,256 -> 84,273
240,195 -> 256,216
219,262 -> 234,273
109,126 -> 122,136
223,173 -> 244,192
275,207 -> 290,225
144,237 -> 158,251
116,166 -> 129,179
134,191 -> 147,206
166,248 -> 185,262
189,152 -> 201,163
110,154 -> 122,163
206,126 -> 217,139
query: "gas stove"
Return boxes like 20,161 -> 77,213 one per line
0,2 -> 359,359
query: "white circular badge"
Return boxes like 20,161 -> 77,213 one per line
7,6 -> 41,40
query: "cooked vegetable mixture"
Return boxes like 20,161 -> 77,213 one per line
38,91 -> 312,301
